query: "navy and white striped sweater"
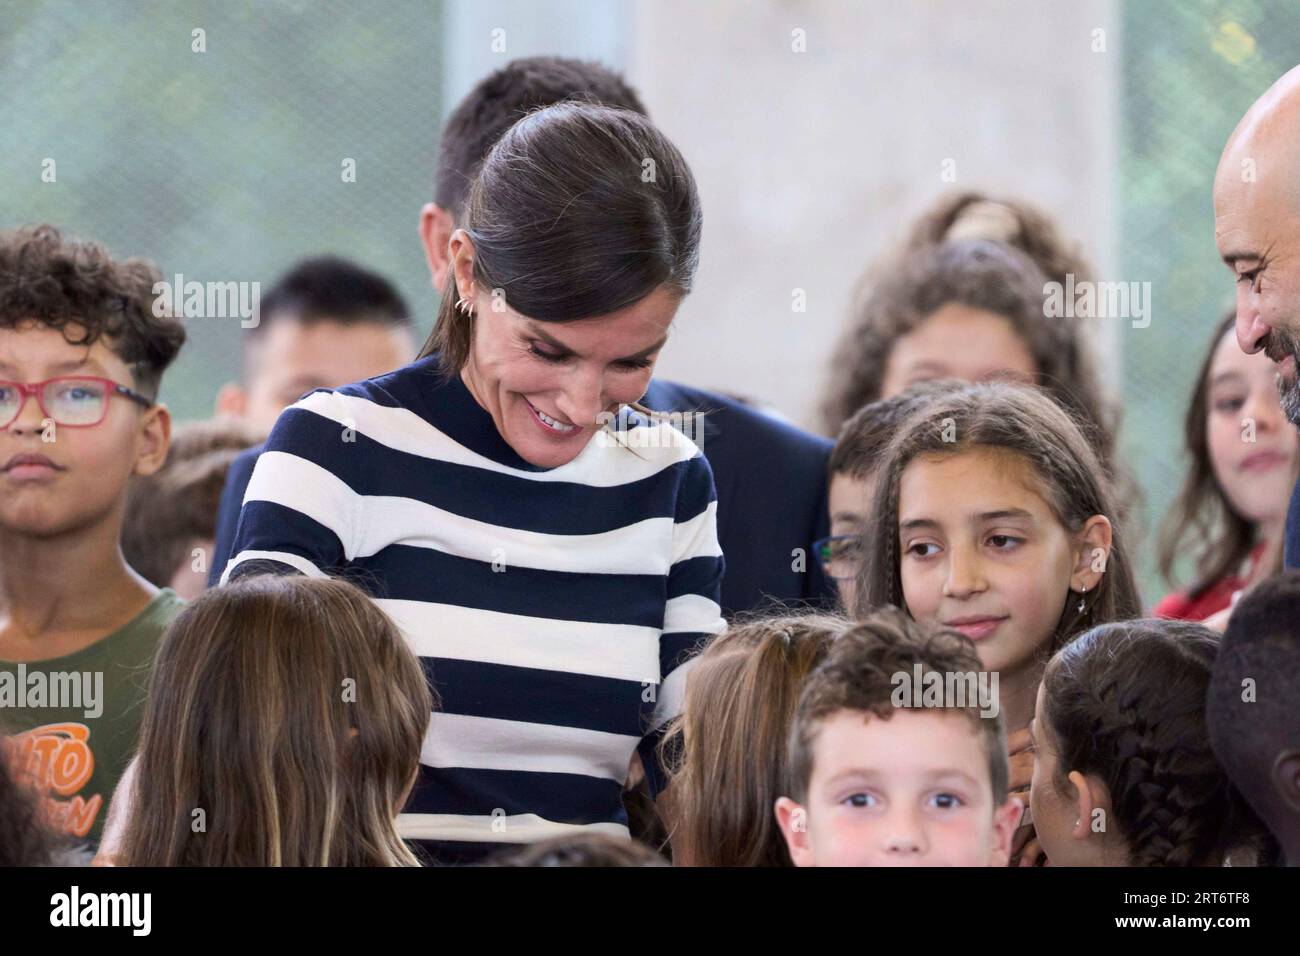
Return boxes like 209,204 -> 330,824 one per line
221,356 -> 725,862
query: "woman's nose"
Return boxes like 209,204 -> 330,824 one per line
556,370 -> 605,426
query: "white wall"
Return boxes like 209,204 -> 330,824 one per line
627,0 -> 1120,432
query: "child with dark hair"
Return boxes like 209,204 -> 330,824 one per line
1208,571 -> 1300,865
1155,311 -> 1296,620
820,380 -> 960,610
121,419 -> 259,598
483,832 -> 667,868
0,733 -> 59,866
214,255 -> 415,437
775,607 -> 1021,866
821,238 -> 1115,464
0,224 -> 186,856
1032,619 -> 1273,866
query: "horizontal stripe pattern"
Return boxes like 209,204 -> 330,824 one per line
226,357 -> 724,859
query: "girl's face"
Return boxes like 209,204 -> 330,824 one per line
452,235 -> 678,469
1028,683 -> 1088,866
878,304 -> 1038,400
1204,328 -> 1300,527
897,448 -> 1082,677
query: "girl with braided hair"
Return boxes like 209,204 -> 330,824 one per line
1029,619 -> 1274,866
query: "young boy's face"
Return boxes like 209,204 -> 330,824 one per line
224,317 -> 415,437
827,470 -> 874,612
0,322 -> 169,538
777,708 -> 1020,867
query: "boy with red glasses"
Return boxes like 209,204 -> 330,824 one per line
0,224 -> 185,858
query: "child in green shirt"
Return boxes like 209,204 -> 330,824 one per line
0,224 -> 186,858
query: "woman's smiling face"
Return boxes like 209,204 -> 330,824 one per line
452,236 -> 679,469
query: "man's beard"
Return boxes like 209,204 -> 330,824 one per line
1264,327 -> 1300,426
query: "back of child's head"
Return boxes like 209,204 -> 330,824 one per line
829,379 -> 963,482
0,224 -> 185,398
1209,571 -> 1300,862
900,191 -> 1093,290
1042,619 -> 1271,866
856,381 -> 1140,652
121,418 -> 260,593
787,607 -> 1008,806
0,733 -> 58,866
821,237 -> 1111,455
482,832 -> 668,867
662,612 -> 844,866
119,575 -> 432,866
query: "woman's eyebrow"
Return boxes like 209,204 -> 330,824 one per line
523,320 -> 668,363
1209,370 -> 1246,387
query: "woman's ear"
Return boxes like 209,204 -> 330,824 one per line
1070,515 -> 1113,592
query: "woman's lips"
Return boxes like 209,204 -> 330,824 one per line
524,398 -> 581,439
942,616 -> 1007,641
1239,449 -> 1289,473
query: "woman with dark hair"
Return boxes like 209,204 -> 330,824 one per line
220,102 -> 721,863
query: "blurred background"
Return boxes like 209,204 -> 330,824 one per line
3,0 -> 1300,602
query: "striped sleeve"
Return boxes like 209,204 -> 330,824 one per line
219,393 -> 358,584
639,449 -> 725,797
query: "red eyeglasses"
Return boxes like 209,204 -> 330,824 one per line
0,377 -> 154,429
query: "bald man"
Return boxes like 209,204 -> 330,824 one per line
1214,64 -> 1300,568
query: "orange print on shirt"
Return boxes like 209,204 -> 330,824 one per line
7,722 -> 102,838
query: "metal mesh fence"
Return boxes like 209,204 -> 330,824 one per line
1,0 -> 445,422
1118,0 -> 1300,604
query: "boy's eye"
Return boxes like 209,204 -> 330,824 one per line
617,357 -> 654,371
844,792 -> 877,809
929,792 -> 964,810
